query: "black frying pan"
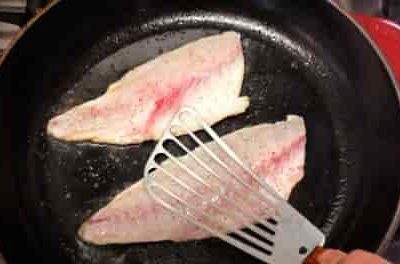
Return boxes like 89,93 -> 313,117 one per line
1,0 -> 400,263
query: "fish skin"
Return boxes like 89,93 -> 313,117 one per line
47,31 -> 249,145
78,115 -> 306,245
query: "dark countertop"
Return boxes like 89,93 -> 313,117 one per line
0,251 -> 5,264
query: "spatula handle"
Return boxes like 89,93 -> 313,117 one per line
303,247 -> 326,264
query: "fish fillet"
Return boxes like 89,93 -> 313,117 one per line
47,31 -> 249,144
78,115 -> 306,245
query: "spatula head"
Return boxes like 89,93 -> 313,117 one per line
143,106 -> 325,263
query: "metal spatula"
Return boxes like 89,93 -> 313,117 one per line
143,106 -> 326,264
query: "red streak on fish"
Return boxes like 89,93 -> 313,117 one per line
46,31 -> 248,145
144,78 -> 197,134
257,134 -> 306,175
88,217 -> 109,225
78,116 -> 306,245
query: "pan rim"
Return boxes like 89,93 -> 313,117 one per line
0,0 -> 399,258
326,0 -> 400,256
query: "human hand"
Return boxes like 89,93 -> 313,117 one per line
313,249 -> 391,264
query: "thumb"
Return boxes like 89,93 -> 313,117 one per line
340,250 -> 391,264
313,249 -> 347,264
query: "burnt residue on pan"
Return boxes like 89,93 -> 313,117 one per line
23,9 -> 360,264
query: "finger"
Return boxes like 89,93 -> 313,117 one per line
314,249 -> 347,264
341,250 -> 391,264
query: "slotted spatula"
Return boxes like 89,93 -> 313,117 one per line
143,106 -> 326,264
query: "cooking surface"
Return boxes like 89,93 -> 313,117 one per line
28,20 -> 346,262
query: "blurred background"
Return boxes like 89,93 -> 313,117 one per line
0,0 -> 55,57
0,1 -> 399,63
336,0 -> 400,19
0,0 -> 399,56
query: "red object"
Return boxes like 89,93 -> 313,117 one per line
351,13 -> 400,86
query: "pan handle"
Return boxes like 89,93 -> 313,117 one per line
351,13 -> 400,85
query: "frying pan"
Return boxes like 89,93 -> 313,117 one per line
1,0 -> 400,263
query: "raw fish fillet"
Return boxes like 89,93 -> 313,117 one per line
47,31 -> 248,144
78,115 -> 306,245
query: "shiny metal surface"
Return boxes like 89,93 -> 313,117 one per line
333,0 -> 383,15
144,107 -> 325,264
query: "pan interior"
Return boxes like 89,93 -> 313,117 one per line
27,11 -> 352,264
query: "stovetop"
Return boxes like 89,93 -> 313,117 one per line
0,1 -> 399,263
334,1 -> 400,263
